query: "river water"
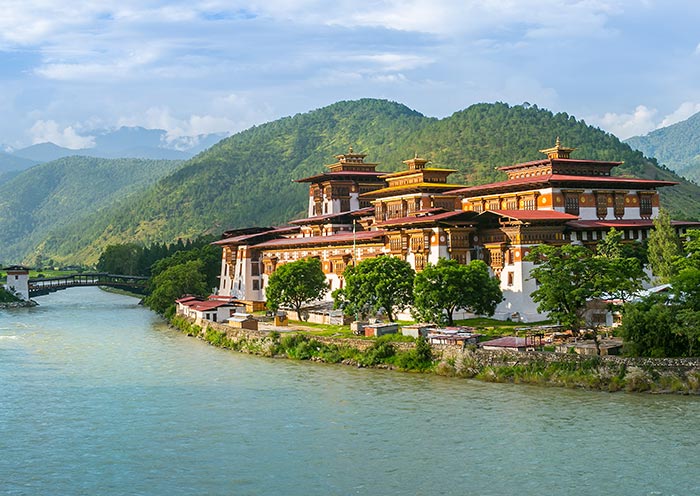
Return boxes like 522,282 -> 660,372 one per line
0,288 -> 697,495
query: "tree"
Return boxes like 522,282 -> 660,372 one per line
413,259 -> 502,325
265,257 -> 328,321
596,228 -> 647,305
647,209 -> 683,283
96,244 -> 143,275
526,244 -> 604,334
334,255 -> 414,322
621,229 -> 700,357
144,259 -> 209,316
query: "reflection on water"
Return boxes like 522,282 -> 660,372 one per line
1,287 -> 698,496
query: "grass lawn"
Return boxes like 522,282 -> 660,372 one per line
269,314 -> 553,343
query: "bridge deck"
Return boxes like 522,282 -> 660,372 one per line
28,273 -> 149,296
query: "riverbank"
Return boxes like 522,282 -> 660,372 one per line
0,299 -> 38,308
170,316 -> 700,394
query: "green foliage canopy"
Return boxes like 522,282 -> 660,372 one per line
526,244 -> 602,333
143,259 -> 209,316
334,255 -> 415,322
265,257 -> 328,321
647,209 -> 683,283
621,229 -> 700,357
412,259 -> 502,325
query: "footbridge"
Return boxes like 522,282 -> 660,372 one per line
28,273 -> 149,297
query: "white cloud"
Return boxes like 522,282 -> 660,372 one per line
658,101 -> 700,128
30,120 -> 95,149
35,46 -> 162,81
593,105 -> 658,139
117,107 -> 235,143
592,101 -> 700,139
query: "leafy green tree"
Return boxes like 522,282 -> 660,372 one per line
647,209 -> 683,283
334,255 -> 414,322
596,228 -> 647,304
620,293 -> 690,357
526,244 -> 604,334
265,257 -> 328,321
621,229 -> 700,357
144,259 -> 209,316
413,258 -> 502,325
96,243 -> 143,275
151,244 -> 221,290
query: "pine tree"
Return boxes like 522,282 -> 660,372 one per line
647,209 -> 683,283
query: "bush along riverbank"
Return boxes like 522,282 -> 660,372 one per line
169,316 -> 700,394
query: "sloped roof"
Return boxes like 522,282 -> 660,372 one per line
476,210 -> 579,223
253,230 -> 386,249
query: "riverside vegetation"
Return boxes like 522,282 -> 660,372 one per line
169,315 -> 700,394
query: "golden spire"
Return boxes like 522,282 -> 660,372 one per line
403,153 -> 429,170
539,137 -> 575,159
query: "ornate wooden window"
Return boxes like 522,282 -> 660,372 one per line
414,254 -> 425,271
639,195 -> 653,218
596,194 -> 608,219
614,194 -> 625,219
564,194 -> 579,216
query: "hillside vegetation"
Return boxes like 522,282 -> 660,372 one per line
0,156 -> 183,265
625,111 -> 700,183
8,99 -> 700,265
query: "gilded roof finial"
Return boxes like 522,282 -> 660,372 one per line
539,138 -> 575,159
348,145 -> 354,154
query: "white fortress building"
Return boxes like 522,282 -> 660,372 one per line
213,141 -> 695,321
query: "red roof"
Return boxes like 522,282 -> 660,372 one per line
253,230 -> 386,249
294,170 -> 385,183
480,336 -> 529,348
183,300 -> 238,311
176,296 -> 200,303
374,210 -> 478,228
449,173 -> 677,196
213,226 -> 299,245
479,210 -> 579,221
289,207 -> 374,225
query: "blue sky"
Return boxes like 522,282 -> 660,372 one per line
1,0 -> 699,149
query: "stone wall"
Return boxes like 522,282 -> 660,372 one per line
180,317 -> 699,373
433,346 -> 700,373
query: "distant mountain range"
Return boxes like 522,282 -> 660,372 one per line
0,126 -> 226,177
625,112 -> 700,184
0,156 -> 185,266
2,99 -> 699,266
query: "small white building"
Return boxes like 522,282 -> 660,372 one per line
3,265 -> 30,300
175,296 -> 244,324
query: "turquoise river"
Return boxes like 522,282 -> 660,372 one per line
1,288 -> 698,495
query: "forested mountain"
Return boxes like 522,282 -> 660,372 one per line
8,99 -> 700,265
0,157 -> 183,265
625,111 -> 700,183
0,151 -> 37,177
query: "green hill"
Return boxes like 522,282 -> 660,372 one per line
11,99 -> 700,265
0,156 -> 183,265
625,112 -> 700,183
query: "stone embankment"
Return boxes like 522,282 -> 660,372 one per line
174,317 -> 700,394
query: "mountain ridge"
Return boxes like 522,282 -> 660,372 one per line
4,99 -> 699,265
625,111 -> 700,183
